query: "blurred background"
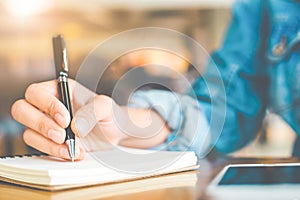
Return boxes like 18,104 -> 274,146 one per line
0,0 -> 296,157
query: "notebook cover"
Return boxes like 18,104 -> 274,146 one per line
0,165 -> 199,191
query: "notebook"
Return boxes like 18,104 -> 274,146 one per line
0,171 -> 197,200
0,147 -> 198,191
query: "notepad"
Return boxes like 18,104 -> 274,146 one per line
0,171 -> 197,200
0,147 -> 198,191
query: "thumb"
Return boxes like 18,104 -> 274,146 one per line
71,95 -> 113,138
71,103 -> 97,138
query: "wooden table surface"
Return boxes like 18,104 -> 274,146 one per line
0,156 -> 299,200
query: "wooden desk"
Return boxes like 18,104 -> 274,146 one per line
0,157 -> 298,200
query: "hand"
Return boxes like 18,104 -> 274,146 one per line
11,80 -> 127,161
11,79 -> 171,161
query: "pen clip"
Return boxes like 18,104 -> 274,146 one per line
52,34 -> 69,77
62,48 -> 69,72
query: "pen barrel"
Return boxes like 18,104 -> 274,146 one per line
58,73 -> 75,141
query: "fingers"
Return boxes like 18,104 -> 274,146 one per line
11,99 -> 66,144
11,79 -> 94,160
25,81 -> 70,128
23,129 -> 85,161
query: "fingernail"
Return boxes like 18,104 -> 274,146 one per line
59,147 -> 70,158
48,129 -> 64,144
55,113 -> 67,127
75,117 -> 90,137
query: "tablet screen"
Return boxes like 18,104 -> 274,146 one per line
219,165 -> 300,185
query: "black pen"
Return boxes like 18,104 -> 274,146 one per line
52,35 -> 75,162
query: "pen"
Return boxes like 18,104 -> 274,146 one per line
52,34 -> 75,162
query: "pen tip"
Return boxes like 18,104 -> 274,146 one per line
66,139 -> 76,163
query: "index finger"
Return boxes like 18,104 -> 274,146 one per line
25,80 -> 70,128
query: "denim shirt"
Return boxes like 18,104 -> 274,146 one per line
129,0 -> 300,157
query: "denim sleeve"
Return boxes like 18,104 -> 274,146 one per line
128,90 -> 210,158
192,0 -> 270,153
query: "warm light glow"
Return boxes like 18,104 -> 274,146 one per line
61,22 -> 83,40
4,0 -> 50,18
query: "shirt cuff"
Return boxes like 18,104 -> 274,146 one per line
128,90 -> 211,158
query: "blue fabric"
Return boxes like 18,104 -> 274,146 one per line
129,0 -> 300,156
128,90 -> 210,158
193,0 -> 300,153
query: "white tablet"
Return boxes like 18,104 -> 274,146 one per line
207,163 -> 300,200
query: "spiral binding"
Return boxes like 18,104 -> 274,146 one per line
0,153 -> 48,159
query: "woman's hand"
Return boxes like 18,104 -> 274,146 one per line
11,79 -> 171,161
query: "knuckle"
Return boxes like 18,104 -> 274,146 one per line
48,98 -> 59,117
95,94 -> 113,103
23,130 -> 31,146
95,95 -> 113,106
25,83 -> 39,101
11,99 -> 25,121
94,95 -> 114,118
37,117 -> 49,135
